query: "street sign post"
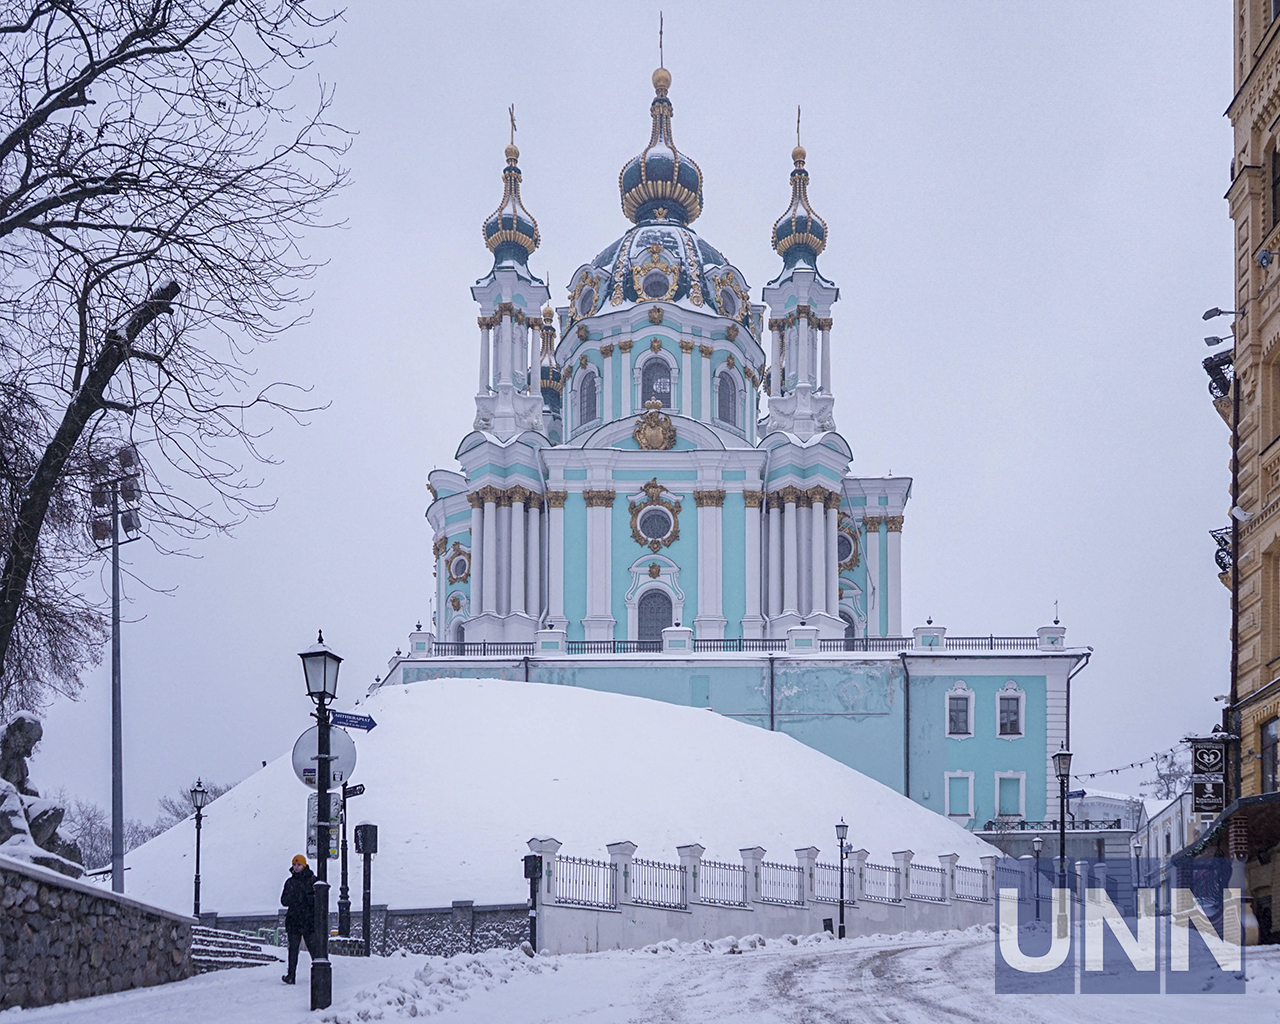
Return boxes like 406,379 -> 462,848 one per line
307,793 -> 340,860
292,725 -> 357,788
344,783 -> 365,799
1066,789 -> 1086,800
330,712 -> 377,732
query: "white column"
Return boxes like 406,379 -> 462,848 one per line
496,314 -> 511,385
699,346 -> 712,420
509,495 -> 526,616
620,340 -> 633,417
584,491 -> 615,639
789,324 -> 802,389
810,495 -> 826,618
527,324 -> 536,394
681,341 -> 693,416
744,493 -> 764,637
481,495 -> 498,615
826,500 -> 840,616
770,328 -> 782,396
887,517 -> 903,637
820,324 -> 831,393
469,497 -> 484,616
694,492 -> 725,638
767,497 -> 782,619
602,345 -> 614,422
548,494 -> 565,628
526,500 -> 541,620
783,495 -> 799,615
479,321 -> 491,392
496,498 -> 511,616
863,516 -> 881,636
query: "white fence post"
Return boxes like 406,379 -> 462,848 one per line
938,853 -> 959,903
740,847 -> 767,905
527,837 -> 562,905
892,850 -> 913,900
607,841 -> 637,907
677,844 -> 705,905
795,846 -> 819,906
849,848 -> 869,903
980,854 -> 997,902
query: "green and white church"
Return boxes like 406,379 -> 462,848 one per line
392,67 -> 1090,832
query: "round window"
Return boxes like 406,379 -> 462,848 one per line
642,271 -> 671,299
451,555 -> 469,578
836,534 -> 853,563
638,507 -> 672,540
719,288 -> 738,317
577,288 -> 595,316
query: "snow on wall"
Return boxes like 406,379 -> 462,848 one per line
120,678 -> 997,916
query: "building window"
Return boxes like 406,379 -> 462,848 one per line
641,358 -> 672,408
637,589 -> 673,642
1272,149 -> 1280,230
944,771 -> 973,820
716,373 -> 737,426
946,683 -> 973,738
1263,718 -> 1279,793
995,773 -> 1025,819
996,681 -> 1025,739
579,371 -> 598,424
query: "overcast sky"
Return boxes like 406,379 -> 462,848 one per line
30,1 -> 1233,826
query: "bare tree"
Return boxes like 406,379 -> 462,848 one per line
0,1 -> 349,714
1141,750 -> 1191,802
152,777 -> 231,832
50,787 -> 156,870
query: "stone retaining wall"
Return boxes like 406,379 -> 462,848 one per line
0,853 -> 194,1008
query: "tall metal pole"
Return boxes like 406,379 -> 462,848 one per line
311,697 -> 332,1011
838,845 -> 846,939
1056,773 -> 1068,939
338,784 -> 351,937
110,486 -> 124,894
193,806 -> 203,918
362,843 -> 372,957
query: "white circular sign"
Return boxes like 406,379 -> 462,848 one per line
291,725 -> 357,788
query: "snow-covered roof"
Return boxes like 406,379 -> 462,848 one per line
121,678 -> 998,916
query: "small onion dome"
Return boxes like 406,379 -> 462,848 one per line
618,68 -> 704,226
483,144 -> 540,262
771,145 -> 828,266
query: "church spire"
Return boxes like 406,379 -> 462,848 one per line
770,115 -> 828,269
482,108 -> 540,265
618,67 -> 704,225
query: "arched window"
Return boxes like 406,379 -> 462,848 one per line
579,371 -> 598,424
717,372 -> 737,426
637,589 -> 673,642
455,621 -> 465,644
641,359 -> 672,408
840,611 -> 856,651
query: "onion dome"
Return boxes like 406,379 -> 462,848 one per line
771,145 -> 828,267
483,144 -> 540,263
618,68 -> 704,226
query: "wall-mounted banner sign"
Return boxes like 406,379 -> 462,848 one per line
1193,779 -> 1225,815
1191,740 -> 1225,779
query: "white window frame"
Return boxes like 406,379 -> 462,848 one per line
713,368 -> 742,431
944,770 -> 974,823
633,348 -> 679,411
578,368 -> 599,426
945,681 -> 974,740
995,680 -> 1026,741
994,771 -> 1026,819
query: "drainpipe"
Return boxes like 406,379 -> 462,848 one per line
1230,372 -> 1241,805
1065,649 -> 1092,750
768,655 -> 775,732
899,652 -> 911,800
523,655 -> 529,683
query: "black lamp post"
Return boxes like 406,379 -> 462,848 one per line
299,631 -> 342,1012
835,818 -> 849,939
190,779 -> 210,918
1031,834 -> 1043,921
338,783 -> 351,937
1052,744 -> 1073,939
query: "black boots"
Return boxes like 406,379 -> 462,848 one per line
281,974 -> 296,985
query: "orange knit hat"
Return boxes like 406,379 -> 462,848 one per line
292,854 -> 307,867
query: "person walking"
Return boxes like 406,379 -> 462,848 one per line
280,853 -> 317,984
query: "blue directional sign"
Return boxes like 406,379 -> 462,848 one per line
1066,789 -> 1086,799
330,711 -> 377,732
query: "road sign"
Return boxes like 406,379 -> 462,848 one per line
292,725 -> 357,788
330,711 -> 377,732
1066,789 -> 1086,799
344,783 -> 365,799
306,793 -> 340,860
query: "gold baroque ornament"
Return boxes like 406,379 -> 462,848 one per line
710,270 -> 751,324
432,536 -> 448,559
618,339 -> 634,353
545,490 -> 568,508
446,541 -> 471,583
450,594 -> 462,612
837,524 -> 860,571
629,478 -> 682,552
725,324 -> 739,342
679,339 -> 694,354
568,270 -> 601,321
633,398 -> 677,451
693,490 -> 726,507
577,324 -> 590,341
648,307 -> 665,325
631,248 -> 680,303
698,344 -> 713,359
426,481 -> 438,501
583,489 -> 616,508
743,490 -> 764,508
600,343 -> 615,358
648,562 -> 662,579
579,353 -> 589,369
864,515 -> 883,532
885,515 -> 905,532
649,336 -> 663,352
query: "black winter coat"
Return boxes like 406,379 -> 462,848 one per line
281,866 -> 316,931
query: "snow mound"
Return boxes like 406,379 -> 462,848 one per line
122,677 -> 997,915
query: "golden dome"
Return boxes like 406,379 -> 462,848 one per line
504,143 -> 519,165
792,145 -> 807,165
652,67 -> 671,93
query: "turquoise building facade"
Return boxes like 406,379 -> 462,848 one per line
403,67 -> 1089,830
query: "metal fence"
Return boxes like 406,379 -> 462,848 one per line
818,636 -> 1040,653
980,818 -> 1122,832
699,859 -> 748,906
812,862 -> 857,903
432,641 -> 534,657
425,637 -> 1040,658
692,638 -> 788,653
953,864 -> 988,902
564,640 -> 662,655
554,855 -> 617,909
861,861 -> 902,903
908,862 -> 947,902
995,865 -> 1028,901
759,861 -> 804,905
631,858 -> 687,909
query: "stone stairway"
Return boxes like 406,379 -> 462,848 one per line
191,926 -> 284,974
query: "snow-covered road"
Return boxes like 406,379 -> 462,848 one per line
9,931 -> 1280,1023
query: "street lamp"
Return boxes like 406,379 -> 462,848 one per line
1132,836 -> 1142,891
835,818 -> 849,939
1031,835 -> 1043,921
1052,744 -> 1073,939
299,631 -> 342,1012
191,778 -> 210,918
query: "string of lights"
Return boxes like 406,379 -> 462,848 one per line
1071,742 -> 1186,781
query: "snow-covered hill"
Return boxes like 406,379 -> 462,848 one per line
122,678 -> 997,915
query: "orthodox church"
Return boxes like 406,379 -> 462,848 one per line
426,67 -> 907,646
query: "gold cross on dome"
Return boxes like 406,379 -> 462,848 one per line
509,104 -> 516,146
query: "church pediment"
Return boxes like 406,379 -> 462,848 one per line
573,413 -> 732,452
